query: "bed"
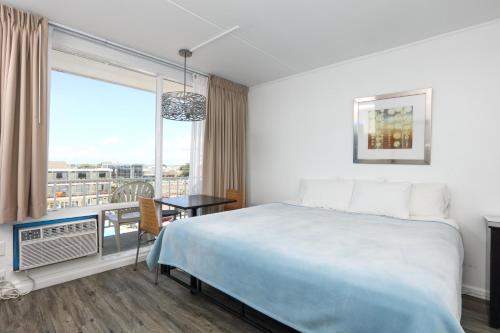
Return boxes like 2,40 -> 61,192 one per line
146,201 -> 464,333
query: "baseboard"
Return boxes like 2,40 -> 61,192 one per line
9,255 -> 491,302
463,284 -> 489,300
12,246 -> 152,294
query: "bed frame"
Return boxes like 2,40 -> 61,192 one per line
160,264 -> 297,332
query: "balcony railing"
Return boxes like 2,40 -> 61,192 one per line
47,177 -> 189,210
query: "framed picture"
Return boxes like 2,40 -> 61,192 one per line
353,88 -> 432,165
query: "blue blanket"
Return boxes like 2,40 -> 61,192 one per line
147,203 -> 464,333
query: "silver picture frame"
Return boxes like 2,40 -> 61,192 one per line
353,88 -> 432,165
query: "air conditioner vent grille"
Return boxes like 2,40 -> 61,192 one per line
42,220 -> 96,238
18,218 -> 98,271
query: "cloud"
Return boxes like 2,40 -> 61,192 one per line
163,135 -> 191,165
50,134 -> 191,166
49,144 -> 101,164
102,136 -> 121,145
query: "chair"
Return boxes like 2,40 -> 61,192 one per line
162,209 -> 181,220
224,189 -> 244,211
106,181 -> 154,251
134,197 -> 166,285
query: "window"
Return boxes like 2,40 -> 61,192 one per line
161,79 -> 193,198
48,51 -> 156,210
47,29 -> 208,257
47,29 -> 202,213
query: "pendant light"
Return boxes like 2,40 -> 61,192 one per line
161,49 -> 206,121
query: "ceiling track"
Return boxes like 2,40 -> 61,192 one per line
164,0 -> 295,71
48,21 -> 209,78
190,26 -> 240,52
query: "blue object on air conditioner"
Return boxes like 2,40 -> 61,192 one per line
13,215 -> 99,271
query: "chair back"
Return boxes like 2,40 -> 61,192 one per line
224,189 -> 244,211
110,181 -> 154,203
138,197 -> 161,236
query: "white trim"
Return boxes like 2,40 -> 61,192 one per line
155,77 -> 164,196
463,284 -> 489,300
46,26 -> 53,185
13,246 -> 152,294
20,201 -> 142,224
250,18 -> 500,89
9,248 -> 491,302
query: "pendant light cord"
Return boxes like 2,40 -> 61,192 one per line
183,53 -> 187,96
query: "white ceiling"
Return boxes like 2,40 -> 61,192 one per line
6,0 -> 500,86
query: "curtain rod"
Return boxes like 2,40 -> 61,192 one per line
48,21 -> 209,78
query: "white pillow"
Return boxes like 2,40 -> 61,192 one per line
410,183 -> 450,218
299,178 -> 354,211
349,180 -> 412,219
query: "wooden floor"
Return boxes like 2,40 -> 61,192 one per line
0,263 -> 498,333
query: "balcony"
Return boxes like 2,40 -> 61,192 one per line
47,176 -> 190,255
47,176 -> 189,210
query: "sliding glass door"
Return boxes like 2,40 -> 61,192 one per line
160,79 -> 193,199
48,50 -> 157,210
48,28 -> 205,255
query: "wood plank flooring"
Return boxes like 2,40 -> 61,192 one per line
0,263 -> 498,333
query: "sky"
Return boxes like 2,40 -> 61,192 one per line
49,71 -> 192,166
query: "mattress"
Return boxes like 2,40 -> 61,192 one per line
147,203 -> 464,333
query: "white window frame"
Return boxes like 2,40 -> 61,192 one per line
47,27 -> 204,212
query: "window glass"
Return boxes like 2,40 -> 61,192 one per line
161,79 -> 192,198
48,51 -> 156,210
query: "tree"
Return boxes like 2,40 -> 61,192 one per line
78,163 -> 97,169
178,163 -> 190,177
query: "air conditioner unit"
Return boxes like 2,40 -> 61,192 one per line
13,215 -> 99,271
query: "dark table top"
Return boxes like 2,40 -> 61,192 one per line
155,194 -> 236,210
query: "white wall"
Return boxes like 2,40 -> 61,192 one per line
248,20 -> 500,297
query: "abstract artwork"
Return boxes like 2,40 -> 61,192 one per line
353,89 -> 432,165
368,106 -> 413,150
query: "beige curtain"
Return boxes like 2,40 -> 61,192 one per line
202,75 -> 248,206
0,5 -> 48,223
